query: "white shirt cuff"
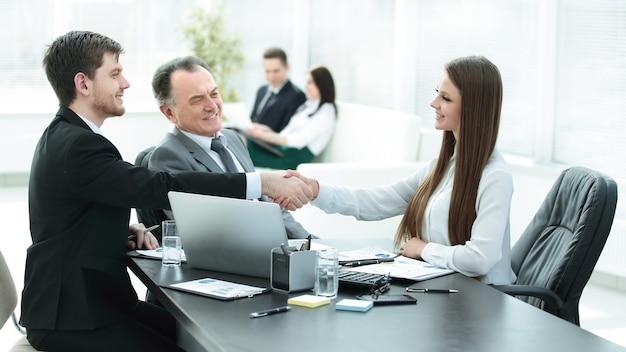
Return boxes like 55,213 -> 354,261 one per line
246,172 -> 262,199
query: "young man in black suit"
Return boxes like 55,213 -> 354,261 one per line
250,47 -> 306,132
22,31 -> 312,351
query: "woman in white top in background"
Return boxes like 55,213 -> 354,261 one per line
289,56 -> 516,285
246,65 -> 337,169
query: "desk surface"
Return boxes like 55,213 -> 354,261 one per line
127,239 -> 626,352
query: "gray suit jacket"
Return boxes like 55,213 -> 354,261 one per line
148,127 -> 312,239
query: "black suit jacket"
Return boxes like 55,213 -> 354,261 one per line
250,80 -> 306,132
22,107 -> 246,330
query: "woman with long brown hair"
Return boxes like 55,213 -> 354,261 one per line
291,56 -> 515,285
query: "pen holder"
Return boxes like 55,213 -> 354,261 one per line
270,248 -> 316,293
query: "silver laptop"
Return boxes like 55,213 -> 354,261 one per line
167,191 -> 288,278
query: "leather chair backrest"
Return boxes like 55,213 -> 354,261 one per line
510,166 -> 617,319
134,146 -> 167,241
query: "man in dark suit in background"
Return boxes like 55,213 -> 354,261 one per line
143,56 -> 313,239
22,31 -> 312,352
250,47 -> 306,132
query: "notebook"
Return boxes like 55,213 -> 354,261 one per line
167,191 -> 289,278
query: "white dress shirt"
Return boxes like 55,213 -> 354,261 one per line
312,150 -> 516,285
280,100 -> 336,155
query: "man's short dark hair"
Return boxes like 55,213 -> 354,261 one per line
43,31 -> 124,107
152,56 -> 212,106
263,47 -> 288,66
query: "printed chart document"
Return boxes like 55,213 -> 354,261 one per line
166,278 -> 269,301
339,246 -> 454,281
338,245 -> 398,262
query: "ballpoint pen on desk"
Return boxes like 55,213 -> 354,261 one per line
405,288 -> 459,293
128,224 -> 160,241
341,258 -> 396,267
250,305 -> 291,318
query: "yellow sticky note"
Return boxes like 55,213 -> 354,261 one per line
287,294 -> 331,308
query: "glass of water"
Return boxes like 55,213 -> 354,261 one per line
314,248 -> 339,299
161,220 -> 182,267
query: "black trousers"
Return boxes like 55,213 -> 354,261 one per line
27,301 -> 185,352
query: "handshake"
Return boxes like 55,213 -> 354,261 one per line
260,170 -> 319,211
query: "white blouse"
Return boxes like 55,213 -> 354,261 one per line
312,150 -> 516,285
280,100 -> 336,155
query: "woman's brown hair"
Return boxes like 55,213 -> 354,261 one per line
394,56 -> 503,248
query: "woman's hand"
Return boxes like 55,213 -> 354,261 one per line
399,236 -> 427,260
246,123 -> 281,144
246,123 -> 272,139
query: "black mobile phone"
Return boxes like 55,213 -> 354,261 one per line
356,294 -> 417,306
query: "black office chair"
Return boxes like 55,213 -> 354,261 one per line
494,166 -> 618,326
134,146 -> 167,241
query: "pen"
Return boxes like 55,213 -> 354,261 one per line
341,258 -> 395,267
405,288 -> 459,293
306,234 -> 312,250
280,243 -> 290,255
128,224 -> 160,240
250,305 -> 291,318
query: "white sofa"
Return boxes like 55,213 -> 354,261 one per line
314,102 -> 423,163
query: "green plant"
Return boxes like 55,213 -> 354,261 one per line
181,7 -> 245,102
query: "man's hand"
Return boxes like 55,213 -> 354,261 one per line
261,170 -> 314,210
283,170 -> 319,200
127,223 -> 160,250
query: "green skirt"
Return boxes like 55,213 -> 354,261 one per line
247,139 -> 315,169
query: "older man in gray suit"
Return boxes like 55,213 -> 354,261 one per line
140,56 -> 312,239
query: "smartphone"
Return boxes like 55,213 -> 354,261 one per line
356,294 -> 417,306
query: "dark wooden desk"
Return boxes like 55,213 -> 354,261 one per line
127,239 -> 626,352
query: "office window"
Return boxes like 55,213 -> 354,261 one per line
410,1 -> 540,157
0,0 -> 196,112
0,0 -> 55,111
308,0 -> 540,156
309,0 -> 396,109
1,0 -> 625,177
553,0 -> 626,177
220,0 -> 298,109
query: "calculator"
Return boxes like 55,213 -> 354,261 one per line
338,268 -> 390,288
